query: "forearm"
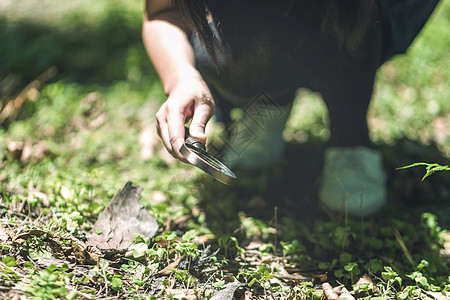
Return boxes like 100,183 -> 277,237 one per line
143,3 -> 214,160
142,9 -> 202,95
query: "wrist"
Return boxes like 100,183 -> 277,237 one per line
164,66 -> 204,95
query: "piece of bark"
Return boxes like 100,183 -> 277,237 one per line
87,182 -> 158,250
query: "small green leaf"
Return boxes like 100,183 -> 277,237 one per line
340,252 -> 352,265
344,262 -> 357,272
416,259 -> 429,270
2,256 -> 16,267
212,280 -> 225,288
182,230 -> 197,242
334,269 -> 344,278
111,276 -> 123,290
66,290 -> 78,300
99,259 -> 109,272
23,261 -> 35,269
130,243 -> 148,259
157,248 -> 166,258
416,276 -> 428,287
166,232 -> 177,241
89,266 -> 100,277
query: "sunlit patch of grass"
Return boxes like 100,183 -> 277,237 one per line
370,1 -> 450,155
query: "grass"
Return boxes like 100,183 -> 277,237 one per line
1,0 -> 449,299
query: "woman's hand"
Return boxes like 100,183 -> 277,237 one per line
143,2 -> 213,162
156,77 -> 215,162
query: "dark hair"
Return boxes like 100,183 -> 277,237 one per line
316,0 -> 378,54
172,0 -> 378,61
171,0 -> 217,61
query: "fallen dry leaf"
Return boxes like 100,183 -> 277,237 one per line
338,287 -> 355,300
157,256 -> 183,276
6,140 -> 51,163
423,291 -> 448,300
11,228 -> 103,264
355,274 -> 373,286
72,92 -> 108,131
28,182 -> 49,207
198,234 -> 215,244
0,224 -> 14,242
20,140 -> 33,163
210,283 -> 244,300
87,182 -> 159,250
70,235 -> 103,265
243,290 -> 252,300
322,282 -> 339,300
34,257 -> 73,269
164,289 -> 199,300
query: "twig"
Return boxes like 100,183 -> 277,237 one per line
0,202 -> 32,221
274,206 -> 278,254
360,191 -> 365,248
274,274 -> 312,281
0,67 -> 57,124
66,286 -> 95,300
392,225 -> 415,267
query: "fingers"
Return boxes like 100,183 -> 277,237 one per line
155,80 -> 215,164
156,103 -> 189,163
156,105 -> 174,154
189,96 -> 215,143
167,106 -> 188,161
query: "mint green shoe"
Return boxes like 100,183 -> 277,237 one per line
319,146 -> 387,217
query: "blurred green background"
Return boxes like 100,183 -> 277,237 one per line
1,0 -> 448,151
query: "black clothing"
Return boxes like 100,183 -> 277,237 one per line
189,0 -> 440,147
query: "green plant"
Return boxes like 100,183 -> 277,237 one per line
89,259 -> 124,294
173,230 -> 200,257
397,162 -> 450,180
218,235 -> 245,258
292,282 -> 323,299
379,266 -> 402,296
17,264 -> 78,300
0,257 -> 21,288
238,264 -> 275,297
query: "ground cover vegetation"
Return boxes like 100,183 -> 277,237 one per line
0,0 -> 449,299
